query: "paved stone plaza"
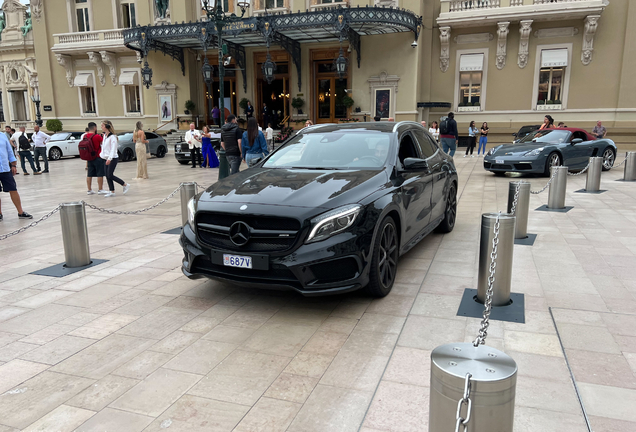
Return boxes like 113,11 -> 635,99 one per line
0,152 -> 635,431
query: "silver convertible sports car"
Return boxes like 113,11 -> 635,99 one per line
484,128 -> 617,176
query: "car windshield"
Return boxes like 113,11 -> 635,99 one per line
50,133 -> 69,141
263,131 -> 392,170
519,129 -> 570,144
118,133 -> 133,142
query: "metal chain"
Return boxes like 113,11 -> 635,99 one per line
509,182 -> 521,215
474,212 -> 500,347
83,184 -> 183,215
610,153 -> 628,169
0,205 -> 62,241
567,162 -> 590,176
530,166 -> 559,195
454,373 -> 473,432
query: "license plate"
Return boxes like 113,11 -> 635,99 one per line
223,254 -> 252,269
496,159 -> 504,164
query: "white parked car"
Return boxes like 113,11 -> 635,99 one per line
45,132 -> 84,160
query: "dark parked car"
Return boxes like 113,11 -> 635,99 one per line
180,122 -> 458,297
484,128 -> 617,176
513,125 -> 541,143
117,131 -> 168,162
174,129 -> 221,165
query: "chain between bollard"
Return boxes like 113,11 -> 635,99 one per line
0,204 -> 62,241
83,184 -> 184,215
474,212 -> 500,347
509,182 -> 521,215
454,373 -> 474,432
530,167 -> 559,195
567,161 -> 590,176
610,154 -> 628,169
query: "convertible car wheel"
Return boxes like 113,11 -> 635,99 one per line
48,147 -> 62,161
602,148 -> 615,171
366,216 -> 399,298
436,183 -> 457,233
544,152 -> 562,176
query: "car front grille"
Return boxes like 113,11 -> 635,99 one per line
514,164 -> 533,170
491,164 -> 513,170
195,211 -> 302,253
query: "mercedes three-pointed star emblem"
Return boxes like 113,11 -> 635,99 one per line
229,221 -> 250,246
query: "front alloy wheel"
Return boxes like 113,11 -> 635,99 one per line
366,216 -> 399,297
602,148 -> 615,171
544,152 -> 562,176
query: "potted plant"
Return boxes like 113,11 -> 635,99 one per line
291,97 -> 305,114
239,97 -> 249,113
184,100 -> 195,114
45,119 -> 63,133
554,99 -> 561,105
547,100 -> 554,105
472,101 -> 479,106
342,95 -> 354,111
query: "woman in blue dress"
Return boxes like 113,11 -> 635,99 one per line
242,117 -> 269,166
201,126 -> 219,168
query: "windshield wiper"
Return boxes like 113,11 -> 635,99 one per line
289,166 -> 339,170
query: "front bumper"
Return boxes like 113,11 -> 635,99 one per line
483,154 -> 547,173
179,222 -> 372,296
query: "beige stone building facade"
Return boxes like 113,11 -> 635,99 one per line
28,0 -> 634,145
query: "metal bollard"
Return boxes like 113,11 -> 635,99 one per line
180,182 -> 197,226
477,213 -> 515,306
507,181 -> 530,239
218,149 -> 229,180
429,343 -> 517,432
547,166 -> 568,209
60,202 -> 91,268
585,157 -> 603,192
624,152 -> 636,181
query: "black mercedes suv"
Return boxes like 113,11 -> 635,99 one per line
180,122 -> 458,297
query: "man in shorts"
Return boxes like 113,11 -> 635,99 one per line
84,122 -> 106,195
0,131 -> 32,220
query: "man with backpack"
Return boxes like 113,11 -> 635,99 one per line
80,122 -> 106,195
31,125 -> 51,173
439,112 -> 459,157
11,126 -> 39,175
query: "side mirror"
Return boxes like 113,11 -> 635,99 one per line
248,157 -> 262,167
571,138 -> 583,145
512,133 -> 518,137
402,157 -> 428,171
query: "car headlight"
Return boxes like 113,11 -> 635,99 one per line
306,204 -> 362,244
175,144 -> 181,152
524,147 -> 544,157
187,197 -> 196,228
486,146 -> 501,156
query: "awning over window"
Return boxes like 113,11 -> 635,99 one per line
541,49 -> 568,67
119,71 -> 138,86
73,74 -> 93,87
459,54 -> 484,72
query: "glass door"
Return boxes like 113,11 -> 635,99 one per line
315,60 -> 348,124
317,79 -> 331,122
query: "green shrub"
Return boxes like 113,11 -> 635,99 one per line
239,98 -> 249,111
184,100 -> 195,112
342,95 -> 354,108
291,97 -> 305,110
45,119 -> 63,133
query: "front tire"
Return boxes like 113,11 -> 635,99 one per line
156,146 -> 166,158
122,147 -> 134,162
365,216 -> 399,298
48,147 -> 62,161
544,152 -> 562,176
601,147 -> 615,171
436,183 -> 457,233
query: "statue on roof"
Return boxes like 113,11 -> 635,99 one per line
156,0 -> 169,19
21,11 -> 31,37
0,13 -> 5,41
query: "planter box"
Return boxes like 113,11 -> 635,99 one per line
537,104 -> 563,111
457,106 -> 481,112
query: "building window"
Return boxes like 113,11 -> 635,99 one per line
121,0 -> 136,28
265,0 -> 285,8
9,91 -> 29,121
82,87 -> 96,113
125,85 -> 141,113
0,92 -> 4,123
537,49 -> 567,107
222,0 -> 234,13
458,53 -> 483,111
75,0 -> 90,32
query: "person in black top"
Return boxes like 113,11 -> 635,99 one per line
221,114 -> 243,175
439,112 -> 459,157
262,103 -> 269,129
246,101 -> 254,119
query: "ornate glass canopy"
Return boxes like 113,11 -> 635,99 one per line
123,5 -> 422,92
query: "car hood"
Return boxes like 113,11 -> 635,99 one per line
490,142 -> 554,156
198,167 -> 388,210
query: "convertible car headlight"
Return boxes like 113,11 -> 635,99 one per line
524,147 -> 544,157
175,144 -> 181,152
187,197 -> 196,228
486,146 -> 501,156
306,204 -> 362,244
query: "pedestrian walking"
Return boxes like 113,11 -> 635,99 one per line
265,123 -> 274,151
100,120 -> 130,197
539,115 -> 554,130
212,105 -> 220,127
81,127 -> 89,171
201,126 -> 219,168
82,122 -> 106,195
439,112 -> 458,157
477,122 -> 489,156
246,101 -> 254,119
592,120 -> 607,138
242,117 -> 269,167
185,123 -> 202,168
5,126 -> 15,154
464,121 -> 478,157
0,132 -> 32,221
429,121 -> 440,142
262,103 -> 269,129
221,114 -> 243,175
133,121 -> 149,179
31,125 -> 51,173
11,126 -> 39,175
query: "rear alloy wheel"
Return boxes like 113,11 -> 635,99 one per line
601,148 -> 615,171
436,183 -> 457,233
156,146 -> 166,158
123,147 -> 134,162
365,216 -> 399,297
544,152 -> 561,176
48,147 -> 62,161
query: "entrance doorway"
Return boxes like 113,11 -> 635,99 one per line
203,56 -> 237,127
312,48 -> 349,124
255,51 -> 290,128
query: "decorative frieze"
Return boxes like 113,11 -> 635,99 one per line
581,15 -> 599,66
496,22 -> 509,70
87,52 -> 106,87
55,53 -> 73,87
518,20 -> 532,69
454,33 -> 493,45
534,27 -> 579,39
439,26 -> 451,73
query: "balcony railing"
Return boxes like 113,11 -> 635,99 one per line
446,0 -> 593,11
52,29 -> 127,53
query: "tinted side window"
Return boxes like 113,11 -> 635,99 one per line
146,132 -> 158,139
412,129 -> 438,159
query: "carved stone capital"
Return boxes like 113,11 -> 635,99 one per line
582,15 -> 600,66
518,20 -> 533,69
55,53 -> 73,87
496,22 -> 510,70
136,51 -> 143,64
439,26 -> 451,73
31,0 -> 43,21
87,52 -> 106,86
99,51 -> 118,85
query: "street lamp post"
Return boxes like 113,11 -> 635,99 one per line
30,94 -> 42,127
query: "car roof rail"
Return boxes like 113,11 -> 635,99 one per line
392,121 -> 422,133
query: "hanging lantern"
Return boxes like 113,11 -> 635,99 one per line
201,57 -> 213,86
141,60 -> 153,89
262,53 -> 276,85
334,47 -> 348,80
